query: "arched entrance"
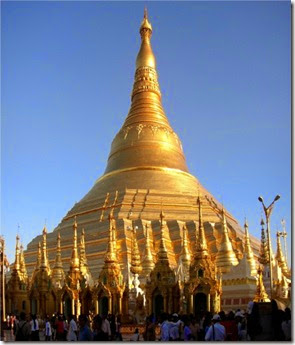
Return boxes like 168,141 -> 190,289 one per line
99,296 -> 108,316
83,290 -> 92,315
153,290 -> 164,317
63,293 -> 72,318
194,292 -> 207,315
31,298 -> 37,315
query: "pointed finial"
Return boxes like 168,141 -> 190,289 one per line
14,235 -> 20,271
243,218 -> 257,276
70,216 -> 80,270
140,7 -> 152,34
275,230 -> 289,276
215,206 -> 238,272
142,222 -> 154,275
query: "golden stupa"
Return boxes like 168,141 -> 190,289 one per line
6,10 -> 267,318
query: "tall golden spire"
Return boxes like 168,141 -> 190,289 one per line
254,266 -> 270,302
158,210 -> 169,261
104,9 -> 188,175
79,229 -> 90,276
104,213 -> 117,263
40,226 -> 50,270
215,208 -> 238,272
70,217 -> 80,271
52,232 -> 65,284
180,225 -> 191,267
142,223 -> 155,275
258,218 -> 268,265
19,244 -> 28,280
275,231 -> 289,277
136,8 -> 155,70
14,235 -> 20,272
35,242 -> 41,270
243,219 -> 257,276
130,226 -> 142,275
195,196 -> 209,257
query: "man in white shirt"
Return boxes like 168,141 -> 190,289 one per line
160,313 -> 171,341
205,314 -> 226,341
67,314 -> 78,341
169,313 -> 182,341
101,315 -> 111,340
45,316 -> 52,341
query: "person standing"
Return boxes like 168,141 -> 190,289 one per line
56,315 -> 65,341
78,314 -> 93,341
67,314 -> 78,341
15,312 -> 31,341
45,316 -> 52,341
101,314 -> 111,340
143,315 -> 156,341
160,313 -> 171,341
30,314 -> 39,341
205,315 -> 226,341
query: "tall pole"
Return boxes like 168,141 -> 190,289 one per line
258,195 -> 280,300
281,219 -> 288,266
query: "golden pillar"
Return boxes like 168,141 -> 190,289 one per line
189,294 -> 194,314
71,299 -> 75,315
108,296 -> 112,314
59,300 -> 63,314
118,294 -> 122,315
207,294 -> 211,312
76,300 -> 81,317
94,298 -> 98,315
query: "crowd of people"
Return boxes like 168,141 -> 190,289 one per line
5,300 -> 291,341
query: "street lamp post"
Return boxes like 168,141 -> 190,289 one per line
258,195 -> 280,299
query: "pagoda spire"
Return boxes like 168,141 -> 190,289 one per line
40,226 -> 50,271
104,213 -> 117,263
195,196 -> 209,257
130,225 -> 142,275
258,218 -> 268,265
215,207 -> 238,272
180,225 -> 191,267
254,266 -> 270,302
275,232 -> 289,277
79,229 -> 90,277
13,235 -> 20,272
243,219 -> 257,276
19,243 -> 28,280
104,9 -> 188,175
70,217 -> 80,271
35,242 -> 41,270
158,210 -> 169,261
142,223 -> 155,275
52,232 -> 65,285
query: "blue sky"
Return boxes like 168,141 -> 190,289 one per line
2,1 -> 291,264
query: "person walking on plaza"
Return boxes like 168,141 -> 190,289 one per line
30,314 -> 40,341
56,314 -> 66,341
160,313 -> 171,341
92,315 -> 108,341
78,314 -> 93,341
205,314 -> 226,341
101,314 -> 111,340
15,312 -> 31,341
67,314 -> 78,341
143,315 -> 156,341
45,316 -> 52,341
